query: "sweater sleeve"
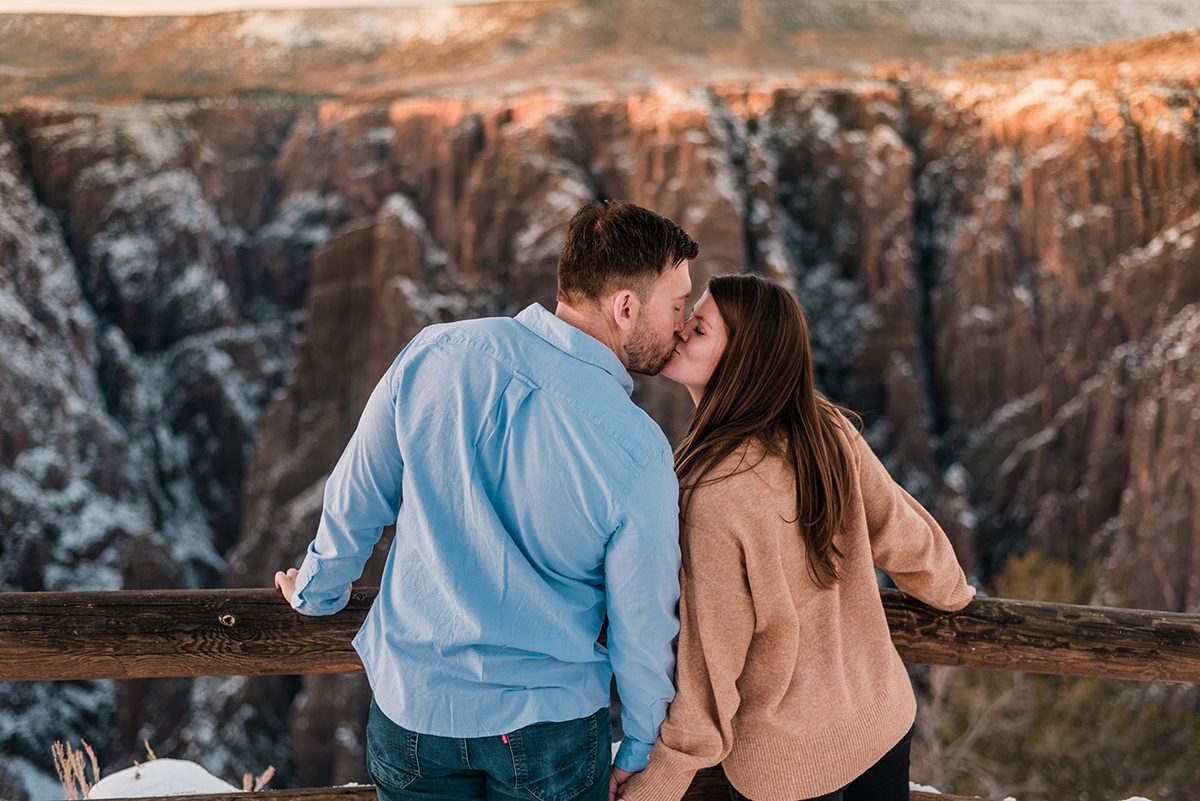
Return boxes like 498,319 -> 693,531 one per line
622,492 -> 756,801
855,434 -> 975,611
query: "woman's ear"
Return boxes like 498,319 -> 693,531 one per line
610,289 -> 640,333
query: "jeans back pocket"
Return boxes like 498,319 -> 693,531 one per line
366,701 -> 421,791
509,708 -> 605,801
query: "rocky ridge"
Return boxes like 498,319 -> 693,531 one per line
3,0 -> 1200,102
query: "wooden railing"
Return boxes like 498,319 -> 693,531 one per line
3,588 -> 1199,801
3,589 -> 1199,683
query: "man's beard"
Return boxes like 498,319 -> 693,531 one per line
624,316 -> 675,376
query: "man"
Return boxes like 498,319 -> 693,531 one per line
275,200 -> 698,801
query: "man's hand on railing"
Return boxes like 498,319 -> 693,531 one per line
274,568 -> 299,604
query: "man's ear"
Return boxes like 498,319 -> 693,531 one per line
610,289 -> 639,333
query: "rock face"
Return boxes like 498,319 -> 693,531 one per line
0,28 -> 1198,798
0,101 -> 309,788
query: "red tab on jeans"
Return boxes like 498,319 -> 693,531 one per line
501,734 -> 509,744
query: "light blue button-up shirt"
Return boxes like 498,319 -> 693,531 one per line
290,303 -> 681,771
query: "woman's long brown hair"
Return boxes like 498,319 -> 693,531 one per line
674,274 -> 861,588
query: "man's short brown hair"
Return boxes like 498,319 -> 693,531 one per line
556,200 -> 699,304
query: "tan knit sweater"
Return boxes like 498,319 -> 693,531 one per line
623,429 -> 974,801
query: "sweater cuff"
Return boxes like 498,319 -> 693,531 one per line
943,580 -> 976,611
621,755 -> 698,801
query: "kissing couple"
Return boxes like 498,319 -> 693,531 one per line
275,200 -> 973,801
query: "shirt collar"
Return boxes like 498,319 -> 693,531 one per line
515,303 -> 634,396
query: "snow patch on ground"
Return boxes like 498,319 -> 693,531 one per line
891,0 -> 1200,48
88,759 -> 241,799
233,8 -> 506,52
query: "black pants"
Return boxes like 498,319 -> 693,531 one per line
729,725 -> 913,801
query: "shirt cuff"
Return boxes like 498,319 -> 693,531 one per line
290,586 -> 351,616
289,559 -> 351,616
613,738 -> 653,772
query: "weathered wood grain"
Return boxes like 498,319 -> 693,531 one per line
885,590 -> 1200,683
0,589 -> 370,681
1,588 -> 1198,683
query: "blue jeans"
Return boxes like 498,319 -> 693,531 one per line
366,699 -> 611,801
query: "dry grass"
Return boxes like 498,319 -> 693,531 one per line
242,766 -> 275,792
51,741 -> 99,801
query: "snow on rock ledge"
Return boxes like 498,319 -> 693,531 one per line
87,760 -> 241,799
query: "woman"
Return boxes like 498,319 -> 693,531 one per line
619,274 -> 975,801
